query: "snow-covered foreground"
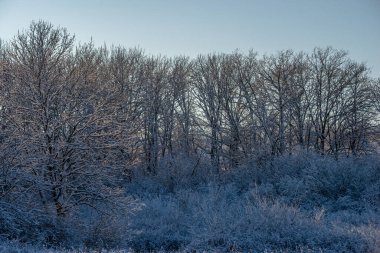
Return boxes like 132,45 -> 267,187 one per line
1,153 -> 380,252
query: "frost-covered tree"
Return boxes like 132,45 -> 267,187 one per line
192,54 -> 224,173
236,51 -> 278,155
170,56 -> 195,155
108,46 -> 145,168
307,47 -> 371,154
1,21 -> 125,218
257,51 -> 296,154
285,52 -> 312,150
139,56 -> 171,173
218,53 -> 248,167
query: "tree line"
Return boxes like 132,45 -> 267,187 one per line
0,21 -> 379,218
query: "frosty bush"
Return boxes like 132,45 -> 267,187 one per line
140,151 -> 380,251
126,181 -> 376,252
241,153 -> 380,212
302,155 -> 380,211
126,154 -> 209,196
1,150 -> 380,252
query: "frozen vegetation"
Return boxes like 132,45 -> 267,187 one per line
1,21 -> 380,252
1,153 -> 380,252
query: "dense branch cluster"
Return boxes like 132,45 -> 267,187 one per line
0,20 -> 380,252
0,21 -> 379,221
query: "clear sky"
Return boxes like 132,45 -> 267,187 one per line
0,0 -> 379,77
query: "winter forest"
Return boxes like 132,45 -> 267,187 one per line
0,21 -> 380,252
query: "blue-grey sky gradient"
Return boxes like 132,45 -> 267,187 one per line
0,0 -> 379,76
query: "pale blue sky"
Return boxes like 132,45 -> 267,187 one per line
0,0 -> 379,76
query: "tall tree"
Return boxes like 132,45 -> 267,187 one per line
258,50 -> 295,154
108,46 -> 144,167
307,47 -> 369,154
192,54 -> 224,173
2,21 -> 124,217
170,56 -> 195,155
140,56 -> 170,174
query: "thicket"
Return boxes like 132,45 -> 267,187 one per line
0,21 -> 379,252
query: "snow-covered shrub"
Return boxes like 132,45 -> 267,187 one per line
127,154 -> 210,196
240,153 -> 380,213
235,151 -> 313,189
0,201 -> 40,242
303,155 -> 380,211
155,154 -> 209,192
185,186 -> 369,252
127,194 -> 191,251
0,201 -> 73,247
1,151 -> 379,251
0,187 -> 135,249
277,175 -> 308,205
126,181 -> 376,252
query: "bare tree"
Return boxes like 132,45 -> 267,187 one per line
237,51 -> 281,156
169,56 -> 195,155
286,52 -> 312,150
192,54 -> 224,173
339,62 -> 372,154
218,53 -> 248,167
139,56 -> 171,174
108,46 -> 145,168
2,21 -> 124,218
257,51 -> 296,154
307,47 -> 371,154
